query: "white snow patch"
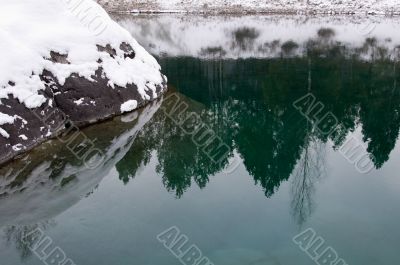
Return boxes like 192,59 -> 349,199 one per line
0,128 -> 10,139
0,113 -> 15,139
74,98 -> 85,105
120,100 -> 138,113
12,144 -> 24,152
0,113 -> 15,125
19,134 -> 28,140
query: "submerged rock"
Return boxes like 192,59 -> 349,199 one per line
0,1 -> 167,165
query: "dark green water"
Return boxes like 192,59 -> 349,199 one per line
2,18 -> 400,265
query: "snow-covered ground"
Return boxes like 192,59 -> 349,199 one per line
114,14 -> 400,60
97,0 -> 400,14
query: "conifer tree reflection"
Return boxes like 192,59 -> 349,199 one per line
116,48 -> 400,203
358,59 -> 400,168
116,94 -> 233,198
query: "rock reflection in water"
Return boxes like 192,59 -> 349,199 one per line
0,100 -> 161,231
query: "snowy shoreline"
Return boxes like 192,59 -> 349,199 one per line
114,14 -> 400,60
96,0 -> 400,16
110,9 -> 400,16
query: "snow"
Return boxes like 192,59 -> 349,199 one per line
19,135 -> 28,141
0,113 -> 15,126
74,98 -> 85,105
97,0 -> 400,14
0,113 -> 16,138
0,129 -> 10,139
120,100 -> 138,113
12,144 -> 24,152
0,0 -> 165,111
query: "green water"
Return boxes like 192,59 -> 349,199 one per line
2,19 -> 400,265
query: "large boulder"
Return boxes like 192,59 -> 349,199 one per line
0,0 -> 167,165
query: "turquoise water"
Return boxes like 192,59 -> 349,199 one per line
1,16 -> 400,265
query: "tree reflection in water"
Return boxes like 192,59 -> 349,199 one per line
290,133 -> 326,226
125,49 -> 400,216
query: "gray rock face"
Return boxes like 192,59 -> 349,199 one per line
0,42 -> 167,166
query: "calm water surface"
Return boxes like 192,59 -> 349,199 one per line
1,15 -> 400,265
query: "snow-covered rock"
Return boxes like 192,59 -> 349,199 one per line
97,0 -> 400,15
0,0 -> 167,165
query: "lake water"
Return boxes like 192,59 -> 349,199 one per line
1,15 -> 400,265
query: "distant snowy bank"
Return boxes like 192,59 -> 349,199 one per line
0,0 -> 167,165
114,14 -> 400,60
96,0 -> 400,15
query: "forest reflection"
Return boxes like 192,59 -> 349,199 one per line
117,54 -> 400,200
